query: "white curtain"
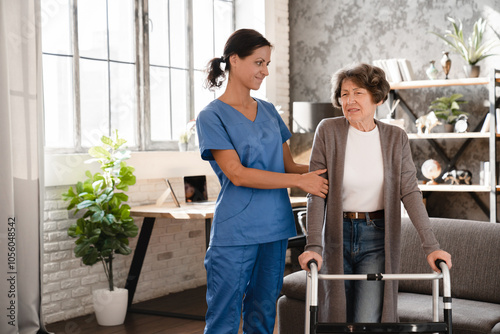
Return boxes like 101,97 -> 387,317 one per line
0,0 -> 49,333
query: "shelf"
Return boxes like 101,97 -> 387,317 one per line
407,132 -> 496,140
390,77 -> 489,90
418,184 -> 491,192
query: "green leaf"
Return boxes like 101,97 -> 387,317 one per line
77,200 -> 95,210
91,210 -> 105,223
89,146 -> 111,160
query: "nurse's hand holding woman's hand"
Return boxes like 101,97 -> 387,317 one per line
299,168 -> 329,198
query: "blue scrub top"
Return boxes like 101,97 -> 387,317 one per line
196,98 -> 296,246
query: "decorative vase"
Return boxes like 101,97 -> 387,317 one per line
464,65 -> 480,78
93,288 -> 128,326
440,52 -> 451,79
426,61 -> 439,80
178,142 -> 188,151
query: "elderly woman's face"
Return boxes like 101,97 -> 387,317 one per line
339,79 -> 382,131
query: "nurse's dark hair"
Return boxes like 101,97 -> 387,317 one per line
205,29 -> 272,90
330,63 -> 390,108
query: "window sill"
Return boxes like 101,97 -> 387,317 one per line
44,151 -> 213,187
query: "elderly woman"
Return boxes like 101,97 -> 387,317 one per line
298,63 -> 452,323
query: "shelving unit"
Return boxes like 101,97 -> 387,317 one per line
389,69 -> 500,223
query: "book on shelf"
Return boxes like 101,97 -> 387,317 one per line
373,58 -> 414,83
397,59 -> 415,81
480,113 -> 491,133
480,109 -> 500,133
497,109 -> 500,134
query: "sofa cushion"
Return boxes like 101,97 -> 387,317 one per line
277,295 -> 306,334
281,270 -> 307,301
399,292 -> 500,334
399,217 -> 500,304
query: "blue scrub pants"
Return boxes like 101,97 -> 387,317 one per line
343,217 -> 385,323
204,239 -> 288,334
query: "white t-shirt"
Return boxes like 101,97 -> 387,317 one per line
342,125 -> 384,212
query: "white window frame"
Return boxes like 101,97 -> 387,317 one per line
41,0 -> 235,153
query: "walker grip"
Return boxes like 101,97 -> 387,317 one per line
307,259 -> 318,270
435,259 -> 447,270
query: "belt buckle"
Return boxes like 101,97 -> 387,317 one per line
355,212 -> 359,219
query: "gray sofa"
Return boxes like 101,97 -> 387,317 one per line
278,217 -> 500,333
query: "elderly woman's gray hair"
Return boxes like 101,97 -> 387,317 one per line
331,63 -> 391,108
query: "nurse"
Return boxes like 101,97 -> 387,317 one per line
196,29 -> 329,334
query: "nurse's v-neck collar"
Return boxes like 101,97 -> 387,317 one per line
216,98 -> 259,123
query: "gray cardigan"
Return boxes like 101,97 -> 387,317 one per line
305,117 -> 440,322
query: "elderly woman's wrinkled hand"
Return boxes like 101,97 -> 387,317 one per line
426,249 -> 452,272
298,251 -> 323,272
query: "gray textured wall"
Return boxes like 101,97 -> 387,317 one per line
289,0 -> 500,221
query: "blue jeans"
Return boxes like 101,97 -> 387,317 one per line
343,217 -> 385,323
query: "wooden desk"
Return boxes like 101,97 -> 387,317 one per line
125,197 -> 306,320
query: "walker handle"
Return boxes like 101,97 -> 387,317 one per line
307,259 -> 318,270
435,259 -> 447,270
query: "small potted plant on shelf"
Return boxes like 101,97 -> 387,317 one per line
431,17 -> 500,77
62,130 -> 138,326
429,93 -> 468,132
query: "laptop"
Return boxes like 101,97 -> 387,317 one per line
183,175 -> 215,205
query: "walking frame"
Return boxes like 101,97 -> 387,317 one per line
305,259 -> 452,333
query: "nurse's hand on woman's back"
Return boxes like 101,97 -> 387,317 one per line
299,169 -> 328,198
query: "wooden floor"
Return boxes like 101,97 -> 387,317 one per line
45,285 -> 280,334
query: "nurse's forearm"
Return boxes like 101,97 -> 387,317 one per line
282,142 -> 309,174
233,165 -> 308,189
211,148 -> 328,197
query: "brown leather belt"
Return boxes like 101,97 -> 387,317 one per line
343,210 -> 384,220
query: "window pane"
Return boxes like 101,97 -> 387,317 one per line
193,0 -> 214,70
193,69 -> 214,117
214,1 -> 233,56
41,0 -> 72,55
170,0 -> 187,68
108,0 -> 135,62
149,0 -> 170,66
43,55 -> 74,148
110,62 -> 137,146
171,68 -> 188,140
80,59 -> 109,147
78,0 -> 108,59
150,66 -> 171,141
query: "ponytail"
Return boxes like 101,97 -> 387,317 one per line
205,56 -> 226,90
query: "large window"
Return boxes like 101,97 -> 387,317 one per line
41,0 -> 234,152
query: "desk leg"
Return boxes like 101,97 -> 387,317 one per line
125,217 -> 155,309
205,218 -> 211,250
126,216 -> 206,321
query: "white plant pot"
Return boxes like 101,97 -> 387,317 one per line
92,288 -> 128,326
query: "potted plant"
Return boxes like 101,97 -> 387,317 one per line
429,93 -> 468,132
178,132 -> 189,151
178,119 -> 196,151
432,17 -> 500,77
62,131 -> 138,326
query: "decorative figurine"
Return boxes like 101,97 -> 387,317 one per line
426,60 -> 439,80
421,159 -> 442,185
442,169 -> 472,185
441,51 -> 452,79
415,111 -> 442,134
